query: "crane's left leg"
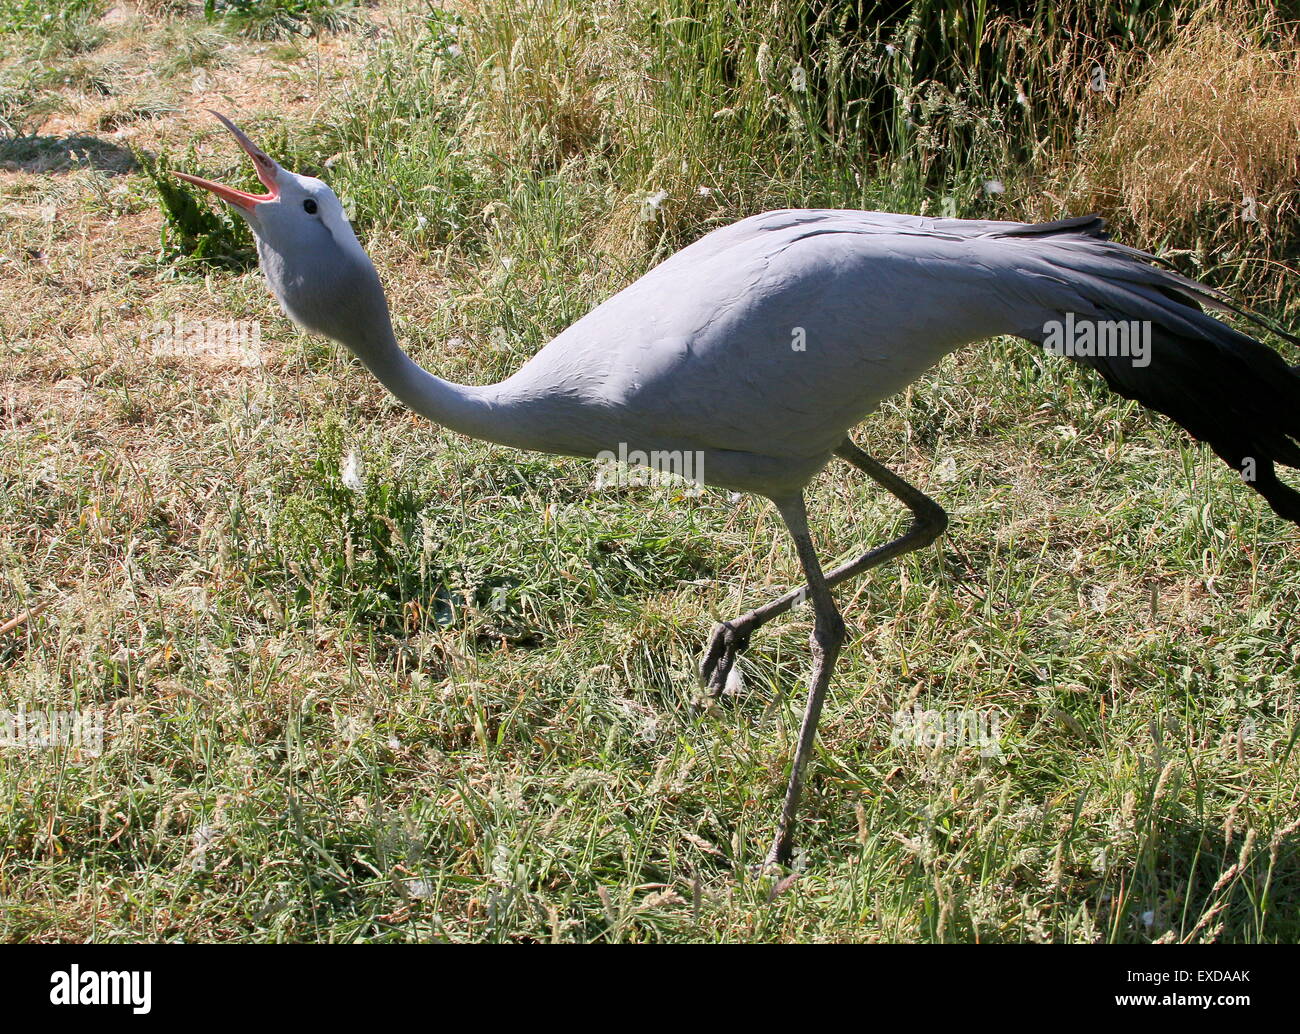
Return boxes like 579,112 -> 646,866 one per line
700,439 -> 945,697
764,494 -> 845,867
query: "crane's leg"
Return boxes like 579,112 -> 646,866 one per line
700,438 -> 947,697
764,493 -> 845,867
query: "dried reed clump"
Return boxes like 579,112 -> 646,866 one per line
457,1 -> 809,257
458,0 -> 1300,287
461,0 -> 653,171
1050,3 -> 1300,280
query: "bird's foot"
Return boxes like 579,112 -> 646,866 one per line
749,840 -> 799,888
764,835 -> 793,870
698,618 -> 752,698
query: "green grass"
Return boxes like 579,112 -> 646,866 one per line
1,0 -> 1298,942
202,0 -> 361,39
0,0 -> 103,37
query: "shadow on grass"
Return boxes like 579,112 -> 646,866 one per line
1125,819 -> 1300,943
0,133 -> 138,175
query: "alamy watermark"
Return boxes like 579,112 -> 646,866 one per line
50,965 -> 151,1014
890,704 -> 1004,759
1043,313 -> 1151,368
1,705 -> 105,756
593,442 -> 705,495
145,315 -> 263,362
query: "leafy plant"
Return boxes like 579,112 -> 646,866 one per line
0,0 -> 103,36
267,420 -> 441,628
202,0 -> 359,39
134,147 -> 255,269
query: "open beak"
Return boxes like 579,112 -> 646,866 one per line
173,111 -> 280,210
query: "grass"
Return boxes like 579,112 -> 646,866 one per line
1,0 -> 1298,942
201,0 -> 362,40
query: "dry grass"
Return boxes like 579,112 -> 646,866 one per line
1035,1 -> 1300,296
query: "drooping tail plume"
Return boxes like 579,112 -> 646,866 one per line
997,217 -> 1300,524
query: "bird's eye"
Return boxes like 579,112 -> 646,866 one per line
303,199 -> 318,214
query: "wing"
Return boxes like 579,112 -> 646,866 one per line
492,209 -> 1300,519
493,210 -> 1107,459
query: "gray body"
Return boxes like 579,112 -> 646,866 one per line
484,210 -> 1062,494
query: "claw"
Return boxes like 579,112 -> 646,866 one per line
764,839 -> 793,869
699,619 -> 752,698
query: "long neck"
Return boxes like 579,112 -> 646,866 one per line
263,230 -> 520,448
341,316 -> 515,447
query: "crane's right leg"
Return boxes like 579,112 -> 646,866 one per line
699,438 -> 947,697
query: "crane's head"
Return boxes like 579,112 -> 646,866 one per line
174,111 -> 391,350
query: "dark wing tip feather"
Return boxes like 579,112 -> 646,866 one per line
1076,322 -> 1300,526
1018,237 -> 1300,526
1251,463 -> 1300,524
995,214 -> 1109,240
